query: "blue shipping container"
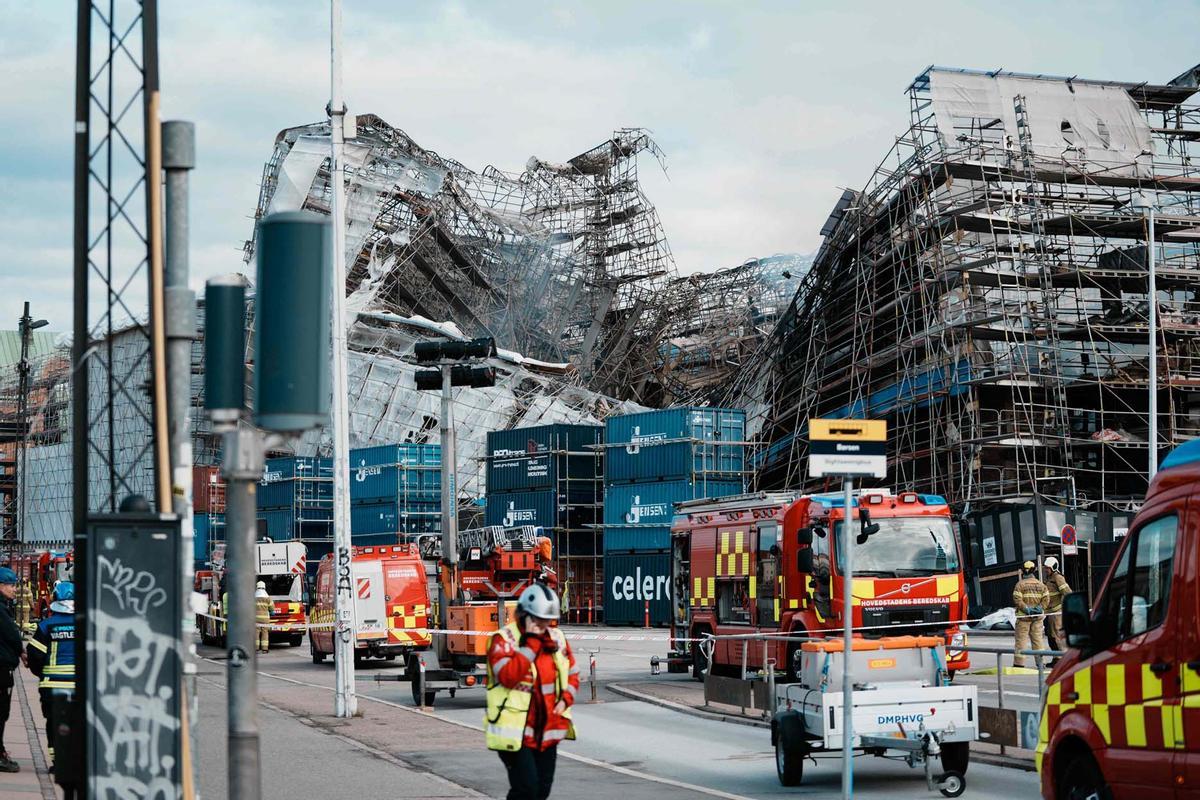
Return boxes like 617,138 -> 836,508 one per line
350,500 -> 440,535
350,444 -> 441,503
605,408 -> 746,483
486,424 -> 603,495
603,525 -> 670,553
258,456 -> 334,509
484,490 -> 559,528
604,551 -> 672,625
256,508 -> 333,540
193,514 -> 225,566
602,479 -> 744,527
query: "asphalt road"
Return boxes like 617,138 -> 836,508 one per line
195,626 -> 1042,799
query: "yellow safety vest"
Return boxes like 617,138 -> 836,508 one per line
483,621 -> 575,752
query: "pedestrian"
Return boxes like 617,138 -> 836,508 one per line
1012,560 -> 1049,668
255,581 -> 272,654
25,581 -> 74,767
0,567 -> 24,773
485,583 -> 579,800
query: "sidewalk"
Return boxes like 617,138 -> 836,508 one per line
0,666 -> 60,799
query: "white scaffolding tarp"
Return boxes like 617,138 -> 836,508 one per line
929,71 -> 1153,176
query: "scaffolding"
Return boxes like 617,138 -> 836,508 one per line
734,65 -> 1200,515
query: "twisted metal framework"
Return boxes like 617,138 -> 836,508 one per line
733,66 -> 1200,515
73,0 -> 170,527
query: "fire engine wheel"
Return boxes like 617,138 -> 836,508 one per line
774,711 -> 806,787
940,741 -> 969,775
937,771 -> 965,798
1058,751 -> 1111,800
288,634 -> 304,647
310,639 -> 326,664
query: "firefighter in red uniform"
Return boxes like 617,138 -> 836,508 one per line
485,583 -> 579,800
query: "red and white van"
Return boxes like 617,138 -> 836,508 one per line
1038,439 -> 1200,798
310,544 -> 433,663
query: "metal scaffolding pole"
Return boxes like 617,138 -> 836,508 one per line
329,0 -> 357,718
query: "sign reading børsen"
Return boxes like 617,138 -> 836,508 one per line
808,418 -> 887,478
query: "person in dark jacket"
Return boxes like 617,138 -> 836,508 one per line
0,567 -> 24,772
26,581 -> 75,765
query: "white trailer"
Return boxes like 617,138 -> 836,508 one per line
771,637 -> 976,797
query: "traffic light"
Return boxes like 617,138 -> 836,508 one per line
413,365 -> 496,390
413,337 -> 497,364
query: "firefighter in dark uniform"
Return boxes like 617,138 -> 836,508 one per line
26,581 -> 75,767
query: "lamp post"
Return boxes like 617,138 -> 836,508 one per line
16,302 -> 48,545
1134,192 -> 1158,481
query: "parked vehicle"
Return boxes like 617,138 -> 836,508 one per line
670,489 -> 970,679
310,543 -> 432,663
1038,438 -> 1200,799
197,540 -> 308,647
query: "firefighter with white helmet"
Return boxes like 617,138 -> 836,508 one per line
1040,556 -> 1071,653
484,582 -> 579,800
254,581 -> 271,654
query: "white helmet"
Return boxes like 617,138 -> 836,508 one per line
255,580 -> 267,591
1043,556 -> 1059,571
517,583 -> 560,621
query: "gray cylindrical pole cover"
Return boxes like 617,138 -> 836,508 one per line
204,280 -> 246,412
254,211 -> 332,432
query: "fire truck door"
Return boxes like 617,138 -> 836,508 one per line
353,560 -> 388,640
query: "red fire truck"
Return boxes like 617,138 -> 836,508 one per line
670,489 -> 969,679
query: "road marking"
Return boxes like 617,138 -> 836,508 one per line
201,657 -> 757,800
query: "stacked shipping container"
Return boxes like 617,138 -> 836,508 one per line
348,443 -> 441,546
602,408 -> 746,625
193,465 -> 225,569
484,424 -> 603,618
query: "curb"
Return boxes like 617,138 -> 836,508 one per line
609,683 -> 1038,772
608,683 -> 769,730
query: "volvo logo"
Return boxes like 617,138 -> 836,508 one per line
900,582 -> 912,594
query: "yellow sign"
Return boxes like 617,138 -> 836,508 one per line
809,419 -> 887,442
868,657 -> 897,670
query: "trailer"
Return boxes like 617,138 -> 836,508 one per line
770,636 -> 976,797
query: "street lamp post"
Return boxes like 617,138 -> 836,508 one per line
16,302 -> 48,546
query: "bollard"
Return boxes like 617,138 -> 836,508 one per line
418,659 -> 427,710
644,600 -> 650,629
996,651 -> 1005,756
650,656 -> 660,676
587,598 -> 593,625
589,651 -> 598,703
764,658 -> 776,721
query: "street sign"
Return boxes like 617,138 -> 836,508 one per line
808,419 -> 887,478
1060,523 -> 1078,556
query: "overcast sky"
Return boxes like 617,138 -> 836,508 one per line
1,0 -> 1196,332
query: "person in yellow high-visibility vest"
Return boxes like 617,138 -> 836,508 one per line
485,583 -> 579,800
255,581 -> 272,654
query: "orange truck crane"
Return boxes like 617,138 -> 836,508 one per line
669,489 -> 970,680
403,525 -> 556,707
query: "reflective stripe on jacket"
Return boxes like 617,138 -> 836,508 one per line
484,620 -> 578,752
1013,576 -> 1049,615
26,611 -> 75,690
255,596 -> 272,622
1045,572 -> 1070,611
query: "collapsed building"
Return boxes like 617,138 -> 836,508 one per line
0,117 -> 800,546
730,65 -> 1200,605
